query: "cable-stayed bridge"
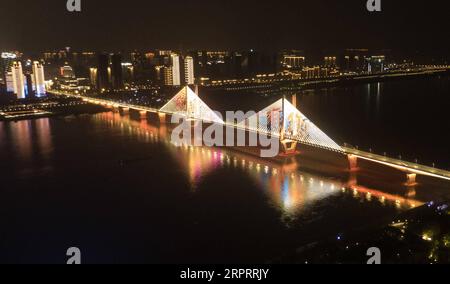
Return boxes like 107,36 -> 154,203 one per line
49,87 -> 450,183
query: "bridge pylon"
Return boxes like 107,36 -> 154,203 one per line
159,86 -> 224,124
247,97 -> 342,156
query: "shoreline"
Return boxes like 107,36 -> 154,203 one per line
203,68 -> 450,92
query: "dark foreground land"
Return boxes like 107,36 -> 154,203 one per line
276,201 -> 450,264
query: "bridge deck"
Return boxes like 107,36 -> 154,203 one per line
344,147 -> 450,181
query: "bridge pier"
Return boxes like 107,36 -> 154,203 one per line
102,104 -> 114,110
139,110 -> 148,120
348,171 -> 358,187
158,113 -> 167,124
280,139 -> 298,156
348,154 -> 358,172
120,107 -> 130,115
405,173 -> 418,187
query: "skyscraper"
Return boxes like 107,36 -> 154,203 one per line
111,54 -> 124,90
32,61 -> 46,97
184,56 -> 195,85
5,72 -> 14,93
97,53 -> 110,91
11,62 -> 26,99
89,68 -> 98,87
60,65 -> 75,78
1,52 -> 17,82
163,66 -> 173,86
25,73 -> 34,98
171,54 -> 181,86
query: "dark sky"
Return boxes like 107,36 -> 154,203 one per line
1,0 -> 449,53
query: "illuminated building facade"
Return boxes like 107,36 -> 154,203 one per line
366,55 -> 386,74
343,49 -> 369,73
97,53 -> 110,91
163,66 -> 173,86
5,72 -> 14,92
11,62 -> 26,99
111,54 -> 124,90
184,56 -> 195,85
90,68 -> 98,87
32,61 -> 46,97
171,54 -> 181,86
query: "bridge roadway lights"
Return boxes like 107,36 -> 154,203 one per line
347,154 -> 358,172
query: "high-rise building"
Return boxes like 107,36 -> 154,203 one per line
11,62 -> 26,99
282,55 -> 305,70
5,72 -> 14,92
342,49 -> 369,73
1,52 -> 17,81
280,50 -> 306,71
366,55 -> 385,74
60,65 -> 75,78
163,66 -> 173,86
171,54 -> 181,86
97,53 -> 110,91
25,73 -> 34,98
184,56 -> 195,85
111,54 -> 124,90
122,63 -> 134,83
89,68 -> 98,87
324,56 -> 337,68
32,61 -> 46,97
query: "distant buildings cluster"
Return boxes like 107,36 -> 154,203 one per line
34,48 -> 196,93
1,52 -> 47,99
3,46 -> 433,98
161,53 -> 195,86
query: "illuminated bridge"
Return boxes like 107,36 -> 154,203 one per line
49,87 -> 450,183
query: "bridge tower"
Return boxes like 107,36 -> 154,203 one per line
247,96 -> 342,156
159,86 -> 223,124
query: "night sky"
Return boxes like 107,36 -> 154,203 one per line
1,0 -> 450,53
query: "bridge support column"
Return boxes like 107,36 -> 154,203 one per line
280,139 -> 298,156
348,171 -> 358,187
158,113 -> 167,124
405,173 -> 418,187
348,154 -> 358,171
139,111 -> 148,120
121,107 -> 130,115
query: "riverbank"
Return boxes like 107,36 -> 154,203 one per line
204,68 -> 450,93
0,97 -> 109,121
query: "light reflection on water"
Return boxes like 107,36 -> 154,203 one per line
1,118 -> 54,177
0,112 -> 424,226
92,112 -> 424,222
